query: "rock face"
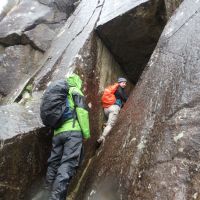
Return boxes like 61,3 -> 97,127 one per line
0,0 -> 78,46
0,0 -> 186,199
164,0 -> 183,18
22,24 -> 56,52
0,103 -> 51,200
0,0 -> 78,104
38,0 -> 79,16
33,0 -> 105,89
96,38 -> 129,92
75,0 -> 200,199
0,0 -> 51,46
0,45 -> 43,103
96,0 -> 167,84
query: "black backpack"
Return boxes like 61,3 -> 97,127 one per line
40,79 -> 74,128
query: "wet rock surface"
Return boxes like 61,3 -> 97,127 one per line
0,0 -> 51,46
33,0 -> 105,90
0,103 -> 42,140
0,45 -> 43,104
0,103 -> 51,200
1,0 -> 196,199
22,24 -> 56,52
0,0 -> 78,46
0,0 -> 78,104
75,0 -> 200,199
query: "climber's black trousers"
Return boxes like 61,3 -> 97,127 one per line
46,131 -> 83,200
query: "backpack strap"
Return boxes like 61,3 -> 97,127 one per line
69,87 -> 78,128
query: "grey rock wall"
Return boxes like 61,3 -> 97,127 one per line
0,1 -> 82,199
75,0 -> 200,199
33,0 -> 105,89
0,0 -> 78,104
0,45 -> 43,104
0,0 -> 188,199
0,103 -> 51,200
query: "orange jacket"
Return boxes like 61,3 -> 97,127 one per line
101,83 -> 119,108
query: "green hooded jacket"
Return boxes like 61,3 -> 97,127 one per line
54,74 -> 90,139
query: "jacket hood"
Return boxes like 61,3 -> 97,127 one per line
66,73 -> 82,89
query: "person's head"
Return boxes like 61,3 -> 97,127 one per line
118,77 -> 127,88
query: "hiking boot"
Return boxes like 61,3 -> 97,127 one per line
97,136 -> 105,144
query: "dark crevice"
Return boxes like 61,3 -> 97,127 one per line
0,34 -> 44,53
155,0 -> 168,26
21,34 -> 45,53
96,0 -> 168,85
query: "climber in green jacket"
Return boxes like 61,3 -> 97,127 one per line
45,73 -> 90,200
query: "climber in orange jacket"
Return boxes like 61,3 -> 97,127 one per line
97,77 -> 128,144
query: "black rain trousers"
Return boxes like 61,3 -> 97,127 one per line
46,131 -> 83,200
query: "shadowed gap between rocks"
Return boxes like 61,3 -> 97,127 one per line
96,0 -> 167,84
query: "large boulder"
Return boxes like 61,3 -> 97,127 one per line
33,0 -> 105,89
0,0 -> 79,46
0,45 -> 43,104
75,0 -> 200,199
0,0 -> 51,46
0,0 -> 185,199
0,0 -> 78,46
0,103 -> 51,200
0,0 -> 78,104
96,0 -> 167,84
22,24 -> 56,52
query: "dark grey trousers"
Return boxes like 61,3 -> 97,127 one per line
46,131 -> 83,200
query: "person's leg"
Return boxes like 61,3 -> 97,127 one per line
102,105 -> 120,137
98,105 -> 120,143
50,131 -> 83,200
46,134 -> 63,188
97,107 -> 109,143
